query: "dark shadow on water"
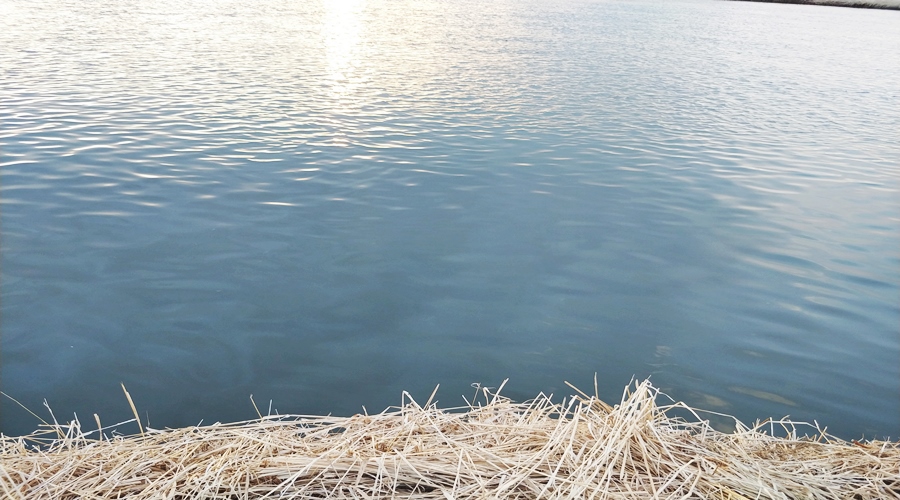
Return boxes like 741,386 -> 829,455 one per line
723,0 -> 900,10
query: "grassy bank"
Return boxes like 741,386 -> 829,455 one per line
2,379 -> 898,499
725,0 -> 900,10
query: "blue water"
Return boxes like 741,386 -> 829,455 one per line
1,0 -> 898,440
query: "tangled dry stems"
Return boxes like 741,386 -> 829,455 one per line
1,379 -> 898,499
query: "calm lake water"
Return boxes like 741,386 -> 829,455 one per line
1,0 -> 898,440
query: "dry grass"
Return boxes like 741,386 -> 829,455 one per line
1,379 -> 898,499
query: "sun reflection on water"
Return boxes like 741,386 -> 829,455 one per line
323,0 -> 367,99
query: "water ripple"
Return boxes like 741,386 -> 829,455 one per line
1,0 -> 898,439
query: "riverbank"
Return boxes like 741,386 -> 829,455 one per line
725,0 -> 900,10
2,379 -> 898,499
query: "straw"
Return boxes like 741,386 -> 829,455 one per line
1,379 -> 898,499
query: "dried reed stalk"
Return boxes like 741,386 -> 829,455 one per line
1,379 -> 898,499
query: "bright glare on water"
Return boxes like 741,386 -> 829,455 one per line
1,0 -> 898,439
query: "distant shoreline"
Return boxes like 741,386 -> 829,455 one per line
725,0 -> 900,10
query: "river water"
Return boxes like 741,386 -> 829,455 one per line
1,0 -> 898,439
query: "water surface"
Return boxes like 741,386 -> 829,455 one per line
1,0 -> 898,439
